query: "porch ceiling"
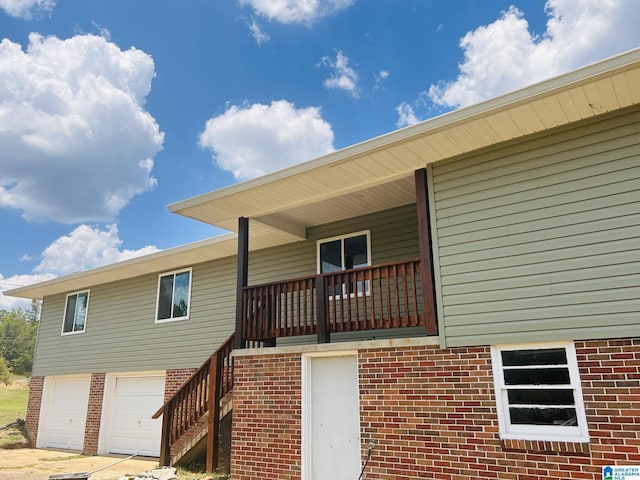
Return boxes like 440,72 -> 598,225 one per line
252,175 -> 416,239
170,48 -> 640,239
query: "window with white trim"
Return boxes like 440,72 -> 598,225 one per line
317,231 -> 371,296
62,290 -> 89,334
491,342 -> 589,442
156,268 -> 192,322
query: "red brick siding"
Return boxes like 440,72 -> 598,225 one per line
577,339 -> 640,466
231,353 -> 302,480
25,376 -> 44,446
83,373 -> 106,454
230,338 -> 640,480
164,368 -> 197,401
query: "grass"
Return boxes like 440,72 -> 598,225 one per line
176,458 -> 230,480
0,376 -> 29,427
0,376 -> 30,449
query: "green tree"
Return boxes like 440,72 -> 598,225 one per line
0,357 -> 10,385
24,300 -> 41,323
0,309 -> 38,376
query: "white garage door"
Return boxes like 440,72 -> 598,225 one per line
43,377 -> 90,450
109,376 -> 165,457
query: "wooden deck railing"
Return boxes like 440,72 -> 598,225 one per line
154,333 -> 236,470
241,258 -> 424,342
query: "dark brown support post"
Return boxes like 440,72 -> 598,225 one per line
206,355 -> 221,472
235,217 -> 249,349
159,403 -> 172,466
415,168 -> 438,336
315,275 -> 330,343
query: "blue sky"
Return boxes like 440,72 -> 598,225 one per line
1,0 -> 639,309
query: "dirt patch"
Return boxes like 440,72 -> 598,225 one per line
0,449 -> 159,480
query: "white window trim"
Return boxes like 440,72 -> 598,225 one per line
61,290 -> 90,336
317,230 -> 372,299
316,230 -> 371,274
155,267 -> 192,324
490,341 -> 590,443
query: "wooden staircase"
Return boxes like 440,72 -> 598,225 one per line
153,333 -> 236,472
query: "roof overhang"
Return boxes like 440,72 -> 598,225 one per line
169,48 -> 640,238
7,48 -> 640,300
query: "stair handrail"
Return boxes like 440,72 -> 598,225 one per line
153,332 -> 236,467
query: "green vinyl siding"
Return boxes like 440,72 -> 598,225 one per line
248,204 -> 419,286
33,256 -> 238,376
431,107 -> 640,347
33,204 -> 420,376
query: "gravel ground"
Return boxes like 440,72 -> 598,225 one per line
0,449 -> 159,480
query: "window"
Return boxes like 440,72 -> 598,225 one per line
318,231 -> 370,273
491,342 -> 589,442
156,268 -> 192,322
62,291 -> 89,334
317,231 -> 371,296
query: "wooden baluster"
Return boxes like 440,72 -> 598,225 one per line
206,354 -> 220,473
400,263 -> 409,327
410,261 -> 419,326
369,267 -> 377,330
315,275 -> 329,343
383,265 -> 391,327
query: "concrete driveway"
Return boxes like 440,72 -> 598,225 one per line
0,449 -> 159,480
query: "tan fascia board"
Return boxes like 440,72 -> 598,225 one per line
168,48 -> 640,216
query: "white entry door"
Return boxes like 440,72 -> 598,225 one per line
109,376 -> 165,457
304,354 -> 361,480
40,376 -> 90,450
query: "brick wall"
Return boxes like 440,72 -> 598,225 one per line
164,368 -> 197,401
83,373 -> 106,455
231,353 -> 302,480
24,376 -> 44,446
230,338 -> 640,480
577,339 -> 640,466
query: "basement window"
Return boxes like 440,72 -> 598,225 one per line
156,268 -> 192,322
491,342 -> 589,443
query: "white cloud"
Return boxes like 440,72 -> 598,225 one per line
0,33 -> 164,223
90,20 -> 112,40
249,19 -> 270,44
0,0 -> 54,19
34,224 -> 159,276
374,69 -> 389,91
0,273 -> 54,310
0,223 -> 159,309
396,103 -> 419,128
320,50 -> 359,98
427,0 -> 640,109
199,100 -> 335,181
238,0 -> 355,25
